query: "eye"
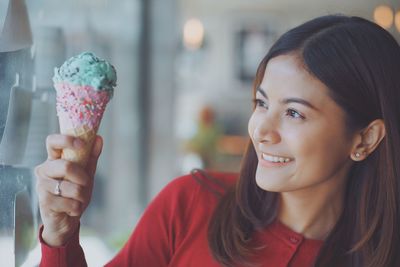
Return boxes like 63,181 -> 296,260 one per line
252,98 -> 268,109
286,108 -> 305,119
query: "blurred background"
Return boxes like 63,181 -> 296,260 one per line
1,0 -> 399,265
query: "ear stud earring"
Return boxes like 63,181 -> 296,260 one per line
355,152 -> 361,158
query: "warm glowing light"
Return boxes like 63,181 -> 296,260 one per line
395,11 -> 400,32
183,18 -> 204,50
373,5 -> 394,29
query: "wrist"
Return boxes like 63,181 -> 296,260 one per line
41,224 -> 79,247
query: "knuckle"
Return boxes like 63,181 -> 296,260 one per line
47,134 -> 72,149
45,134 -> 58,149
45,135 -> 52,147
34,164 -> 44,179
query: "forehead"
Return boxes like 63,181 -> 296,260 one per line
259,54 -> 330,106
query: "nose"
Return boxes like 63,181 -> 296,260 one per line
251,116 -> 281,144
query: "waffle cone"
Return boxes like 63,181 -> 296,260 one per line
54,82 -> 110,167
59,122 -> 98,167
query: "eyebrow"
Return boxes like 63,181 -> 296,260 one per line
256,87 -> 319,111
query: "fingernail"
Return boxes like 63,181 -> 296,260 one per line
74,139 -> 84,148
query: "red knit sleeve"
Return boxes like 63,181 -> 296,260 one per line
105,174 -> 201,267
39,224 -> 87,267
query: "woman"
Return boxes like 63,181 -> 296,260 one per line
36,15 -> 400,266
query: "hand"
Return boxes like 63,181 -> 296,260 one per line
35,134 -> 103,247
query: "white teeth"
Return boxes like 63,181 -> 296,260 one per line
262,153 -> 292,163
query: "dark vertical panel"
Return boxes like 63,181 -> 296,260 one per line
137,0 -> 151,206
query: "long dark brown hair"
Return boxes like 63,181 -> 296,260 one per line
208,15 -> 400,267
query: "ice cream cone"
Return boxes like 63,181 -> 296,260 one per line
55,82 -> 110,167
53,52 -> 116,167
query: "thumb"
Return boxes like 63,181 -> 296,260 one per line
86,135 -> 103,178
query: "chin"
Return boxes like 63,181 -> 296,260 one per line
254,160 -> 298,191
255,171 -> 288,193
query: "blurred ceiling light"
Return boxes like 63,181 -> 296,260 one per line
395,11 -> 400,32
373,5 -> 394,29
183,18 -> 204,50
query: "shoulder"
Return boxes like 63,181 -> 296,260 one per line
148,170 -> 238,217
162,169 -> 238,199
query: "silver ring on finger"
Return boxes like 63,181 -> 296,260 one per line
54,179 -> 62,196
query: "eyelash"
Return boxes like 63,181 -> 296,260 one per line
253,99 -> 267,108
252,98 -> 305,120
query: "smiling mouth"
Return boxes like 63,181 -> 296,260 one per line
261,153 -> 293,163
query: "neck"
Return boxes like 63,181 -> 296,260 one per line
277,176 -> 347,240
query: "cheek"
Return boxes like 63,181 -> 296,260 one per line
286,122 -> 351,167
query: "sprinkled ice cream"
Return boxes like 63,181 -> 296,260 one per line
53,52 -> 117,166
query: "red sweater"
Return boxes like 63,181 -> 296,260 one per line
39,172 -> 323,267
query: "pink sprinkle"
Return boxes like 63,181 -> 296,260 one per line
54,82 -> 111,129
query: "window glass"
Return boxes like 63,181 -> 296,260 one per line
0,0 -> 142,266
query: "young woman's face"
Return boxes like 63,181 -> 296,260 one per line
248,54 -> 355,193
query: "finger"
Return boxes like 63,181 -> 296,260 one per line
46,134 -> 85,160
37,159 -> 91,186
86,135 -> 103,178
39,192 -> 83,217
38,176 -> 90,204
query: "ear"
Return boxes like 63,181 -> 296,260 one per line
350,119 -> 386,161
